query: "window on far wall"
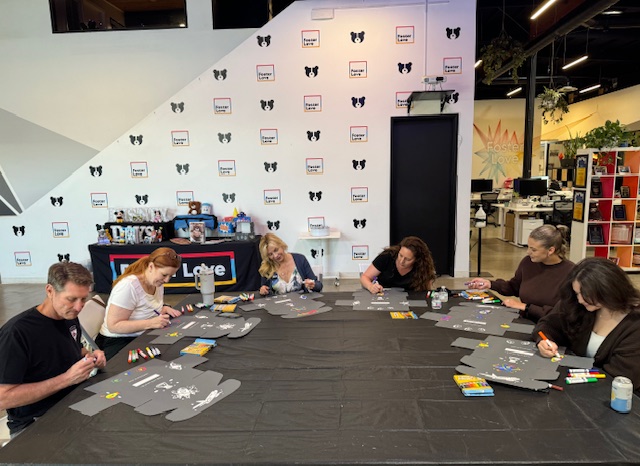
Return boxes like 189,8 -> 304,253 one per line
49,0 -> 187,33
212,0 -> 294,29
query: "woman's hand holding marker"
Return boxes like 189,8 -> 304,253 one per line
537,331 -> 561,359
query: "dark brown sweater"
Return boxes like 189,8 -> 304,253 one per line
490,256 -> 575,322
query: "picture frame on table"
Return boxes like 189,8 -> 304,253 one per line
189,221 -> 206,244
611,223 -> 632,244
587,224 -> 605,245
620,185 -> 631,198
618,165 -> 631,174
594,166 -> 608,176
613,204 -> 627,221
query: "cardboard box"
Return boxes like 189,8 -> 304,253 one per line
505,212 -> 515,228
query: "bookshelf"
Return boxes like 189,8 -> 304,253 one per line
570,147 -> 640,270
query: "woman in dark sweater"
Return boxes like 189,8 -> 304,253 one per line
467,225 -> 574,321
534,257 -> 640,389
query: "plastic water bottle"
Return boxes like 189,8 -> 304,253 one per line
431,293 -> 442,310
439,286 -> 449,303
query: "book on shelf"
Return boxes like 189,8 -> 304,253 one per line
453,374 -> 494,396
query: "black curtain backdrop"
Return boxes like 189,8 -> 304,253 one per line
390,115 -> 458,276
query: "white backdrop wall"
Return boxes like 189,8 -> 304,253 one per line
0,0 -> 476,283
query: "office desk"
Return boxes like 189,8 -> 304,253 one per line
88,239 -> 261,294
1,292 -> 638,465
470,191 -> 512,204
495,204 -> 553,246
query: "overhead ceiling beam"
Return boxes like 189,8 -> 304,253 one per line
487,0 -> 620,82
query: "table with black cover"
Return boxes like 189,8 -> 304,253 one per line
88,238 -> 261,294
1,292 -> 639,465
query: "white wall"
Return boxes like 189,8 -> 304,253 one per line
0,0 -> 476,283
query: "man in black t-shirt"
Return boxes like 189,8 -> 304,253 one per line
0,262 -> 107,438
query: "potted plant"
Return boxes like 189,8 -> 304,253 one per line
538,87 -> 569,125
560,130 -> 583,167
480,30 -> 526,85
583,120 -> 627,150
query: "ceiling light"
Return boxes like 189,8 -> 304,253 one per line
602,10 -> 622,15
562,55 -> 588,70
474,60 -> 482,68
531,0 -> 557,20
579,84 -> 601,94
506,87 -> 522,97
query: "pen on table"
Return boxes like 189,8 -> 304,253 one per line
565,377 -> 599,384
568,368 -> 600,375
567,373 -> 606,379
537,331 -> 561,359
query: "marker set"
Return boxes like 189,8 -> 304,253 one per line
565,368 -> 605,384
127,346 -> 161,363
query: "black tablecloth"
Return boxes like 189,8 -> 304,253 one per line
1,293 -> 639,465
88,239 -> 261,294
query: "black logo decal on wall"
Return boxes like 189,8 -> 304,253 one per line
222,193 -> 236,203
310,248 -> 324,259
135,194 -> 149,205
176,163 -> 190,175
267,220 -> 280,231
307,130 -> 321,142
96,223 -> 104,231
260,99 -> 274,111
257,35 -> 271,47
50,196 -> 63,207
445,92 -> 460,104
89,165 -> 103,177
57,253 -> 70,262
264,162 -> 277,173
12,226 -> 25,236
129,135 -> 143,145
352,159 -> 366,170
213,69 -> 227,80
218,132 -> 232,144
304,66 -> 319,78
353,219 -> 367,229
171,102 -> 185,113
350,31 -> 365,43
309,191 -> 322,201
446,27 -> 461,39
398,62 -> 412,74
351,96 -> 366,108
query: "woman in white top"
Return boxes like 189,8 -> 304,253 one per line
533,257 -> 640,389
96,247 -> 182,360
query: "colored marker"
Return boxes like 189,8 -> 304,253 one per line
537,331 -> 561,359
565,377 -> 598,384
131,350 -> 137,363
138,348 -> 148,360
568,373 -> 606,379
151,346 -> 160,357
568,368 -> 600,375
128,350 -> 133,364
548,383 -> 564,391
146,347 -> 154,359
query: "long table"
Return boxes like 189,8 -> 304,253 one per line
1,292 -> 638,465
88,239 -> 261,294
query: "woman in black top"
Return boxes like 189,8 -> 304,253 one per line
360,236 -> 436,293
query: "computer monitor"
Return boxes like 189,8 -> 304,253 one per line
517,178 -> 548,198
471,179 -> 493,193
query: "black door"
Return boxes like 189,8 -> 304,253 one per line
390,114 -> 458,276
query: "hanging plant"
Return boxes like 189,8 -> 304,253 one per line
480,30 -> 526,84
538,87 -> 569,125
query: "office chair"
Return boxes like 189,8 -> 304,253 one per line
480,192 -> 499,227
546,200 -> 573,239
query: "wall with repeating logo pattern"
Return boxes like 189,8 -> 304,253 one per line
1,0 -> 476,282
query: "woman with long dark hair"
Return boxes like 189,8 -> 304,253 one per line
534,257 -> 640,388
360,236 -> 436,293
